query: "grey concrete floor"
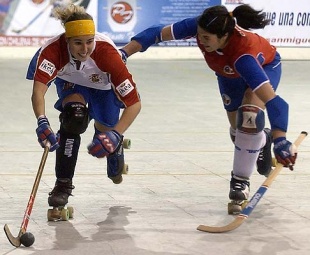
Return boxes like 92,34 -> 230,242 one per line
0,57 -> 309,255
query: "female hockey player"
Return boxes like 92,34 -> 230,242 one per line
27,4 -> 141,209
120,4 -> 297,211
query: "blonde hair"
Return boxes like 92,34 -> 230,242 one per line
52,4 -> 93,25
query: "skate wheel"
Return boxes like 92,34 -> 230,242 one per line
123,139 -> 131,149
47,208 -> 61,221
241,201 -> 248,209
228,202 -> 242,215
122,164 -> 129,174
61,208 -> 69,221
67,206 -> 74,218
47,209 -> 55,221
272,157 -> 277,167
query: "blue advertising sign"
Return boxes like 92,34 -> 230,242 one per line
97,0 -> 221,45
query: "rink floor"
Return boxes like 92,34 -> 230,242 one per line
0,56 -> 309,255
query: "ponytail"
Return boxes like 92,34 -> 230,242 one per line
232,4 -> 270,30
197,4 -> 270,39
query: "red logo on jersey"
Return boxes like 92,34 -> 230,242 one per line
89,74 -> 103,83
111,1 -> 134,24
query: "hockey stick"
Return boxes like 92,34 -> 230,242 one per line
197,131 -> 308,233
4,144 -> 50,247
12,1 -> 53,34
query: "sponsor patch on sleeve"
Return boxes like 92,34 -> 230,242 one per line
116,79 -> 134,97
39,59 -> 56,76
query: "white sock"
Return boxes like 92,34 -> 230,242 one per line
233,130 -> 266,178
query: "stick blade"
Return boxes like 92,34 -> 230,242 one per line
11,29 -> 22,34
4,224 -> 21,247
197,216 -> 246,233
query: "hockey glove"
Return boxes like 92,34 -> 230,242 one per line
273,137 -> 297,170
88,130 -> 123,158
36,116 -> 59,152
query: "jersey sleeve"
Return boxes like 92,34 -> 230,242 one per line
95,43 -> 140,107
234,54 -> 269,91
26,45 -> 60,85
171,17 -> 198,40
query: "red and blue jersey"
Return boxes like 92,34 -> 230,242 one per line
172,17 -> 277,91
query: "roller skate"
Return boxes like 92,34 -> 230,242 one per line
257,128 -> 273,177
228,173 -> 250,215
107,142 -> 129,184
47,178 -> 74,221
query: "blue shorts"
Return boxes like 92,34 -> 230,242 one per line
217,51 -> 282,112
53,78 -> 124,127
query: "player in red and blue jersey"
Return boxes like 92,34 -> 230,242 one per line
121,4 -> 297,206
27,4 -> 141,208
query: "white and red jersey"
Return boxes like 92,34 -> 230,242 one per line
27,33 -> 140,107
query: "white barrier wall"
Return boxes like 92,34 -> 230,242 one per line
2,46 -> 310,60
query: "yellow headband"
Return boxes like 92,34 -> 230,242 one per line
65,20 -> 95,38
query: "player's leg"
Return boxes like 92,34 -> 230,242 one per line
256,52 -> 282,176
49,80 -> 90,207
93,123 -> 125,184
89,89 -> 124,184
256,127 -> 273,176
219,76 -> 266,203
222,78 -> 273,177
230,103 -> 267,201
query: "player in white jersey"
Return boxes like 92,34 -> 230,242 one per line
27,4 -> 141,207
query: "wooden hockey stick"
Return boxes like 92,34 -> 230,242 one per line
197,131 -> 308,233
4,145 -> 50,247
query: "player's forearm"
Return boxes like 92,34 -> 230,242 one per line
121,40 -> 143,57
114,101 -> 141,134
31,81 -> 48,118
31,93 -> 45,118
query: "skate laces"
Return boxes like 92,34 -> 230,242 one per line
258,148 -> 265,161
49,180 -> 75,196
231,174 -> 249,191
232,180 -> 248,191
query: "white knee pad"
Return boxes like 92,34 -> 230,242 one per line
237,105 -> 265,134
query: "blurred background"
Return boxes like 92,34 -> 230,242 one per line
0,0 -> 309,60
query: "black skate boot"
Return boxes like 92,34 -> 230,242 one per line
107,144 -> 125,184
48,178 -> 74,207
257,128 -> 273,177
228,173 -> 250,215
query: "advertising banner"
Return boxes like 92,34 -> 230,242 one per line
223,0 -> 310,47
97,0 -> 220,46
0,0 -> 309,47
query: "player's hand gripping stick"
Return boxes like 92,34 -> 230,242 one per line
273,137 -> 297,170
36,116 -> 59,152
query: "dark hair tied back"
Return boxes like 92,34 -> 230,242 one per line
197,4 -> 270,38
232,4 -> 270,30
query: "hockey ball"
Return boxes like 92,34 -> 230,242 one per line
20,232 -> 35,247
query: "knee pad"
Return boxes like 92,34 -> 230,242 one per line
237,105 -> 265,134
60,102 -> 89,135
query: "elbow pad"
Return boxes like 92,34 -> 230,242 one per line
265,95 -> 289,132
131,24 -> 165,52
